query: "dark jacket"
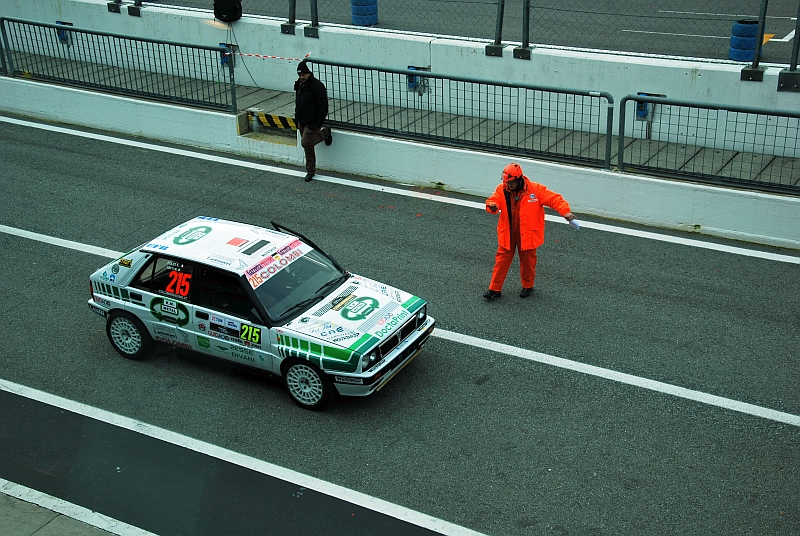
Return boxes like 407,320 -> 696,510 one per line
294,75 -> 328,130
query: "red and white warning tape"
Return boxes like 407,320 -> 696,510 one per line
223,52 -> 312,61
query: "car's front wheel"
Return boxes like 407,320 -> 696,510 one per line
106,311 -> 153,360
283,360 -> 334,410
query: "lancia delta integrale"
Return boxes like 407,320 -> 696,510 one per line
88,217 -> 435,410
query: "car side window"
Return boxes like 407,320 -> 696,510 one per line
195,266 -> 257,320
132,256 -> 193,301
131,256 -> 155,291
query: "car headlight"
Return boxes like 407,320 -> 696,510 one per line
417,305 -> 427,324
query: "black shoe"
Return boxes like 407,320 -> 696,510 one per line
483,289 -> 501,300
304,172 -> 314,182
324,127 -> 332,146
519,287 -> 533,298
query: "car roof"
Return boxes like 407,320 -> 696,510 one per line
140,216 -> 301,276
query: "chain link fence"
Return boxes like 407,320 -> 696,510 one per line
152,1 -> 798,62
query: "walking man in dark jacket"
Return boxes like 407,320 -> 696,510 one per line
294,61 -> 331,182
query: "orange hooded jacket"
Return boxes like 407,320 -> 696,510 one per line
486,176 -> 571,251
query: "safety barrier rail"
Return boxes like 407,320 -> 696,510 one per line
0,18 -> 238,113
619,95 -> 800,194
308,59 -> 615,169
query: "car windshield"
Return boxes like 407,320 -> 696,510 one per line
249,246 -> 345,322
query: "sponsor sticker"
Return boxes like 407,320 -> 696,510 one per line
334,376 -> 364,385
173,226 -> 212,245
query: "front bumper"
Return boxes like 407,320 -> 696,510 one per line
331,316 -> 435,396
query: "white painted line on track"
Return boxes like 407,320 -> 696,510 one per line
435,330 -> 800,428
2,115 -> 798,265
0,380 -> 485,536
0,478 -> 157,536
622,30 -> 729,39
0,224 -> 121,259
657,11 -> 796,20
1,225 -> 798,428
773,29 -> 795,43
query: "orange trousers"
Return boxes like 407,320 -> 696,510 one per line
489,240 -> 538,292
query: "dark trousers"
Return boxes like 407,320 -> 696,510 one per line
299,124 -> 327,174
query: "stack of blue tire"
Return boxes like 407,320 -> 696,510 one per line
351,0 -> 378,27
729,20 -> 762,61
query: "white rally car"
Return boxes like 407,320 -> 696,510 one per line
88,217 -> 435,410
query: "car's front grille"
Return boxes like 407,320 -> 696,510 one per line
377,313 -> 423,358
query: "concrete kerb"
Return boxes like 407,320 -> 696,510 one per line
1,76 -> 798,250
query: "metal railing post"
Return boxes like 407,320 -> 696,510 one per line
486,0 -> 505,56
741,0 -> 769,81
0,19 -> 8,76
618,98 -> 628,171
227,44 -> 237,113
282,0 -> 298,35
602,95 -> 614,170
777,0 -> 800,91
513,0 -> 531,59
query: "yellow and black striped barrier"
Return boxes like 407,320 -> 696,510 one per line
248,111 -> 297,131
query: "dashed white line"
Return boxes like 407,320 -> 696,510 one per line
1,115 -> 797,265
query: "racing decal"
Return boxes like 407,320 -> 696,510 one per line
245,240 -> 304,289
340,296 -> 379,322
150,297 -> 190,326
402,296 -> 425,314
93,296 -> 112,308
207,254 -> 236,267
371,308 -> 411,339
227,237 -> 248,247
88,303 -> 106,318
153,325 -> 178,340
118,258 -> 133,268
173,226 -> 213,245
352,275 -> 404,303
207,314 -> 262,348
165,270 -> 192,297
197,335 -> 212,350
334,376 -> 364,385
154,336 -> 192,350
276,334 -> 358,372
313,286 -> 358,317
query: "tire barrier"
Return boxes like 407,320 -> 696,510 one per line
351,0 -> 378,26
729,20 -> 761,61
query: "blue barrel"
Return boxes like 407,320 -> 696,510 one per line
351,0 -> 378,26
729,20 -> 761,61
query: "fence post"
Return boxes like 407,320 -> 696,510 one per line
485,0 -> 505,56
617,97 -> 628,171
226,44 -> 238,113
513,0 -> 531,59
603,95 -> 614,170
777,0 -> 800,92
304,0 -> 320,38
282,0 -> 297,34
0,19 -> 7,76
741,0 -> 769,81
0,19 -> 13,76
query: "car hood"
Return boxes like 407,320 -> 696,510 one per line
282,274 -> 426,350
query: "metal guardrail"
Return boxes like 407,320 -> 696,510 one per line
308,59 -> 615,169
0,18 -> 238,113
619,95 -> 800,194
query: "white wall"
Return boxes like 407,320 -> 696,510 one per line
1,0 -> 799,249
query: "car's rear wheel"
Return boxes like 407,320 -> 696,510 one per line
283,360 -> 334,410
106,311 -> 153,360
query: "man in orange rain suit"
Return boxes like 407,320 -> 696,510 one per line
483,162 -> 576,300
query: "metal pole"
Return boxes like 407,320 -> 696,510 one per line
493,0 -> 505,46
521,0 -> 529,49
750,0 -> 769,69
486,0 -> 505,56
0,20 -> 9,76
227,45 -> 237,113
310,0 -> 319,27
289,0 -> 297,24
790,0 -> 800,70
